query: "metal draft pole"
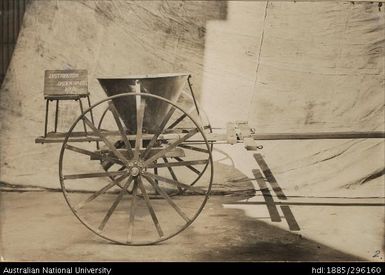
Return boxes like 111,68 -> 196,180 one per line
251,131 -> 385,140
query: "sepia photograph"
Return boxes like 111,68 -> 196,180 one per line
0,0 -> 384,265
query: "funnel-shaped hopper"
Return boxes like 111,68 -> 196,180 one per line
98,73 -> 189,133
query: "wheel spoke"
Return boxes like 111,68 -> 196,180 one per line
148,159 -> 208,169
154,166 -> 159,194
82,116 -> 129,166
144,128 -> 199,165
162,158 -> 182,192
143,172 -> 206,195
134,95 -> 146,160
137,177 -> 164,237
174,157 -> 201,175
108,102 -> 134,159
63,170 -> 127,180
74,173 -> 129,211
110,165 -> 127,179
100,158 -> 124,171
127,179 -> 139,243
98,176 -> 133,232
178,144 -> 209,154
65,144 -> 122,166
142,107 -> 176,159
65,144 -> 98,157
143,175 -> 191,223
167,113 -> 187,130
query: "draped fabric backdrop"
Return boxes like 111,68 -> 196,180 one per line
0,1 -> 384,194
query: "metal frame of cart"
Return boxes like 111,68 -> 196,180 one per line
36,72 -> 226,245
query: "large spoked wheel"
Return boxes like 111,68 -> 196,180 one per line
59,93 -> 213,245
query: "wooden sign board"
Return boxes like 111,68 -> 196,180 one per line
44,70 -> 88,98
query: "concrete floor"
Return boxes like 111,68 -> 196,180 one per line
0,191 -> 383,261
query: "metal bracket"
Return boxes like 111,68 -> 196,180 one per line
226,121 -> 263,150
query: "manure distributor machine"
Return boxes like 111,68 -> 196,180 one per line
36,71 -> 261,245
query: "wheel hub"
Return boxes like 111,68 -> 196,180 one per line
128,161 -> 144,177
130,166 -> 141,177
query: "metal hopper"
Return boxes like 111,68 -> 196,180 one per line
97,73 -> 189,133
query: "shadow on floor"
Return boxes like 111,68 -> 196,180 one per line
177,195 -> 364,261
